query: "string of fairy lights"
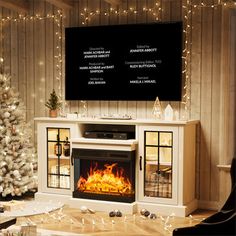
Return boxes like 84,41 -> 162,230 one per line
0,10 -> 63,102
0,0 -> 235,118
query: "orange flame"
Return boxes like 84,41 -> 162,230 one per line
77,162 -> 132,196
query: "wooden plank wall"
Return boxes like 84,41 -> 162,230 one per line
0,0 -> 235,209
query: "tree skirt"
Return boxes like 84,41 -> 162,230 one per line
0,200 -> 64,217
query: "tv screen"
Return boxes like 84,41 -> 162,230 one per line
65,22 -> 182,101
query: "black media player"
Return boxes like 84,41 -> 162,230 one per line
84,131 -> 134,140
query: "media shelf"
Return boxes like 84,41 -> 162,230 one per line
35,117 -> 199,216
80,123 -> 135,139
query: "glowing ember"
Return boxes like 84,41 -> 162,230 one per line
77,162 -> 132,195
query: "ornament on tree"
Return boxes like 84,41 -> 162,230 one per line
2,93 -> 8,100
11,125 -> 16,135
4,111 -> 11,118
0,73 -> 37,197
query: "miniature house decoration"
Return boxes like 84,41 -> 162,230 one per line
164,104 -> 174,121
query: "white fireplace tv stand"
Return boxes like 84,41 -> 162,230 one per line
35,117 -> 198,217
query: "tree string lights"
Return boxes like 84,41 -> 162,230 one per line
0,73 -> 37,197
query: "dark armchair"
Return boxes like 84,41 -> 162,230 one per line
172,156 -> 236,236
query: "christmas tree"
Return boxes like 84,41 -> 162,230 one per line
0,72 -> 37,197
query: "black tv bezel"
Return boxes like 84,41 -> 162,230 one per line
65,21 -> 183,101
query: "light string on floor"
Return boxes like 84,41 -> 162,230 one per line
0,203 -> 206,235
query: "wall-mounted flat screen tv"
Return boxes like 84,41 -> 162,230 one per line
65,21 -> 182,101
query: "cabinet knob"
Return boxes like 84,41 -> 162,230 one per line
139,156 -> 142,171
71,151 -> 74,166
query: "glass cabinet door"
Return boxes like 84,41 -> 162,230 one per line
47,128 -> 71,189
144,131 -> 173,199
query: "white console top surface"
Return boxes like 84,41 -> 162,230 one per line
34,117 -> 199,126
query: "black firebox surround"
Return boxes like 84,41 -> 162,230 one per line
72,148 -> 135,203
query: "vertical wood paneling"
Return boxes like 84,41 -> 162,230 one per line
18,20 -> 27,105
2,9 -> 11,74
190,6 -> 201,120
171,0 -> 181,21
0,9 -> 2,61
0,14 -> 3,69
109,2 -> 119,25
61,7 -> 71,116
199,6 -> 213,201
25,6 -> 35,144
229,15 -> 236,158
0,0 -> 235,209
111,1 -> 128,116
157,0 -> 171,119
179,0 -> 188,120
161,0 -> 171,21
146,0 -> 155,22
126,0 -> 137,118
227,12 -> 236,161
53,7 -> 62,108
217,9 -> 236,206
45,3 -> 54,112
98,0 -> 109,116
34,1 -> 46,117
67,0 -> 80,114
10,14 -> 18,90
102,0 -> 118,116
136,0 -> 147,23
127,0 -> 136,23
100,0 -> 110,25
87,0 -> 101,117
210,6 -> 221,201
169,1 -> 181,116
190,4 -> 202,199
116,0 -> 128,116
135,0 -> 148,118
118,0 -> 128,24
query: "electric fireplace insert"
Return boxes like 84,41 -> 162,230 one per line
72,148 -> 135,203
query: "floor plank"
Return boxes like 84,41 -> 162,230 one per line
15,206 -> 216,236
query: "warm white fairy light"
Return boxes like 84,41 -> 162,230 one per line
78,0 -> 233,110
181,0 -> 235,118
54,10 -> 63,103
80,1 -> 163,24
0,0 -> 235,120
181,0 -> 192,119
0,13 -> 60,23
0,10 -> 64,118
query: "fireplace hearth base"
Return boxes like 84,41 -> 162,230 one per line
73,191 -> 135,203
69,197 -> 137,214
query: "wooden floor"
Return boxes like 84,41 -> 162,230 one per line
16,206 -> 216,236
